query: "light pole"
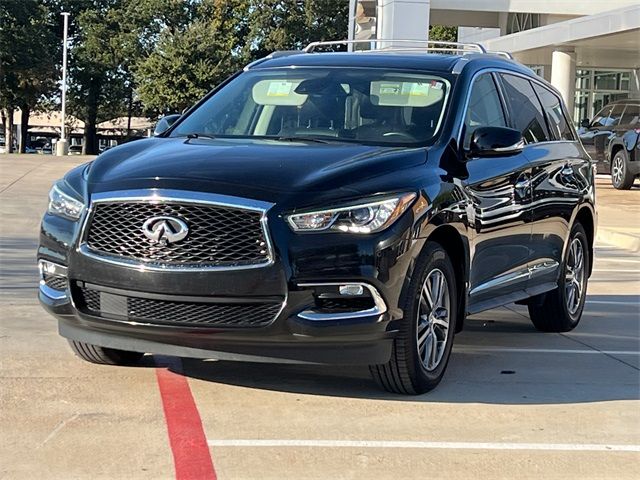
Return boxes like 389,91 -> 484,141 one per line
56,12 -> 70,156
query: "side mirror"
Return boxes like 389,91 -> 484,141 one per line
580,118 -> 590,128
153,114 -> 181,136
468,126 -> 524,158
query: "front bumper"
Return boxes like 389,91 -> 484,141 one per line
39,276 -> 395,365
38,195 -> 421,365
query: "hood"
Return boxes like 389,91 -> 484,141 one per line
85,137 -> 428,206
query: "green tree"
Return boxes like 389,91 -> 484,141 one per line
429,25 -> 458,43
136,0 -> 250,114
0,0 -> 59,153
136,0 -> 349,115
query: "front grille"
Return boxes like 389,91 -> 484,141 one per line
85,201 -> 270,268
75,286 -> 281,328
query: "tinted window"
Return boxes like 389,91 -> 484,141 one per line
591,105 -> 616,127
499,74 -> 550,143
463,73 -> 506,149
619,104 -> 639,127
533,84 -> 574,141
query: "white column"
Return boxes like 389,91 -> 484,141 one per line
377,0 -> 430,47
550,49 -> 576,114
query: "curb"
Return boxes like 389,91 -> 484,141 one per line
596,228 -> 640,253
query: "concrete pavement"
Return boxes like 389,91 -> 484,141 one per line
0,154 -> 638,479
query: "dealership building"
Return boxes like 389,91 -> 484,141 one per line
352,0 -> 640,122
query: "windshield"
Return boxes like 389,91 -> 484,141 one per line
171,68 -> 451,146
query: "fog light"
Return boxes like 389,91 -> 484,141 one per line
339,284 -> 364,296
38,260 -> 68,292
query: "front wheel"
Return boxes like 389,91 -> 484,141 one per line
611,150 -> 634,190
528,223 -> 590,332
370,242 -> 457,395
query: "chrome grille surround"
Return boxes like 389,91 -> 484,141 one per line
78,189 -> 275,271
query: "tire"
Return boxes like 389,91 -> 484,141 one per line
528,223 -> 590,332
68,340 -> 144,365
370,242 -> 457,395
611,150 -> 634,190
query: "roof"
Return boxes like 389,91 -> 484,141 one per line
250,51 -> 529,76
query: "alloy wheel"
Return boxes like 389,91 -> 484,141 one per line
565,238 -> 585,315
416,268 -> 450,371
612,155 -> 624,187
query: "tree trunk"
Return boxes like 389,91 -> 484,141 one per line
19,105 -> 30,154
83,120 -> 98,155
4,108 -> 14,153
83,79 -> 100,155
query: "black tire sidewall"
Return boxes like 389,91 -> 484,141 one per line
400,243 -> 457,391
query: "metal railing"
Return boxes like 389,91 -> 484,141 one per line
303,39 -> 514,60
304,39 -> 487,54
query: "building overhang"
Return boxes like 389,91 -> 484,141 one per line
483,5 -> 640,68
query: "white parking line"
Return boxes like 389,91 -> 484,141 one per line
592,269 -> 640,273
595,258 -> 640,264
587,300 -> 639,306
454,346 -> 638,356
206,439 -> 640,452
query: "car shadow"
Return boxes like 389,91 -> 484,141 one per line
151,294 -> 639,405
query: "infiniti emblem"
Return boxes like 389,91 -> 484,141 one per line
142,216 -> 189,245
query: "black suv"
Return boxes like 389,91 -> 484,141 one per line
38,41 -> 596,394
579,99 -> 640,189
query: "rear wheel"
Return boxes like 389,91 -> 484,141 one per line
68,340 -> 144,365
611,150 -> 634,190
370,242 -> 457,394
528,223 -> 589,332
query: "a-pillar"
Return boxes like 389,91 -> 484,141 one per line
550,49 -> 577,115
377,0 -> 431,47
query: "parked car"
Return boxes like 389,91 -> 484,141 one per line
579,99 -> 640,189
68,144 -> 83,155
38,41 -> 596,394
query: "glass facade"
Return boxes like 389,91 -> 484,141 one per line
574,69 -> 632,122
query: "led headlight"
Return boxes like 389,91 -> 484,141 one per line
287,193 -> 417,234
47,183 -> 84,220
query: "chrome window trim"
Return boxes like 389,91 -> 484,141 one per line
297,282 -> 387,321
77,189 -> 275,272
456,67 -> 581,149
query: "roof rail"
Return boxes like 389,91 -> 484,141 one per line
490,50 -> 514,60
304,39 -> 487,54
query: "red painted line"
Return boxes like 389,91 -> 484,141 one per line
155,359 -> 217,480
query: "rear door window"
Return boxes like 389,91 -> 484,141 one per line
619,104 -> 640,127
499,73 -> 550,144
462,73 -> 507,149
533,84 -> 575,141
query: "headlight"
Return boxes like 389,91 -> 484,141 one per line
47,183 -> 84,220
287,193 -> 416,234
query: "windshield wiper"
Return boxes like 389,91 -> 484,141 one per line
184,133 -> 216,140
275,136 -> 339,144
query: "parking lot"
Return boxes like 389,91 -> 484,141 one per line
1,154 -> 638,479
